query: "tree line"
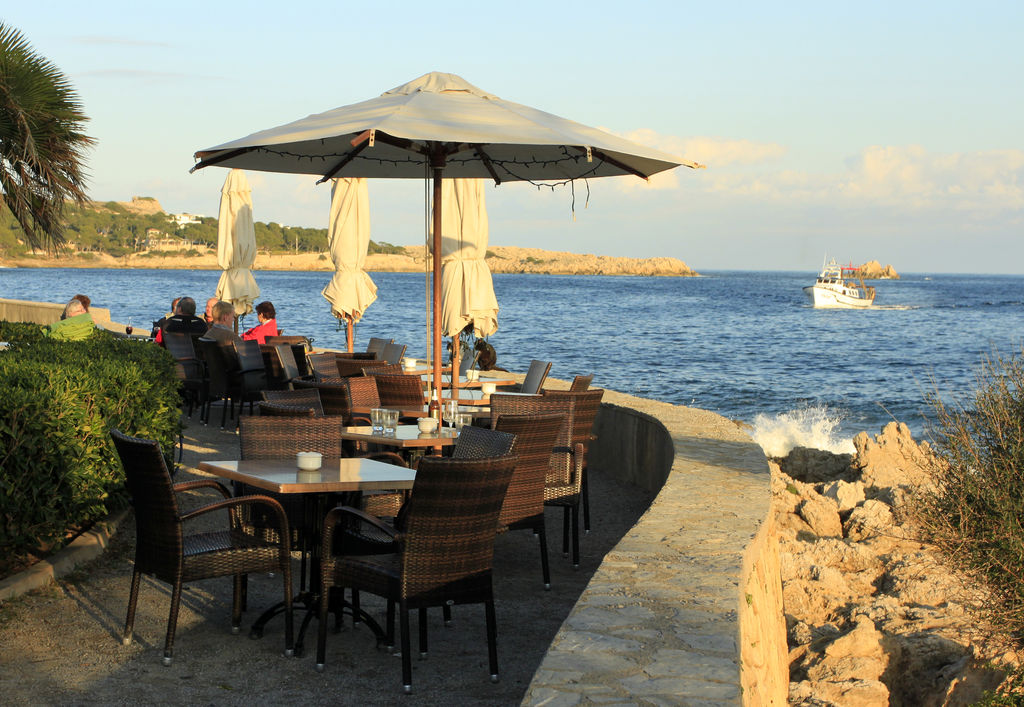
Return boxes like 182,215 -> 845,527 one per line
0,201 -> 407,258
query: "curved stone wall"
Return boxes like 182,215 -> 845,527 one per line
522,389 -> 786,705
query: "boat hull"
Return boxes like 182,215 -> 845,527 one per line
803,284 -> 874,309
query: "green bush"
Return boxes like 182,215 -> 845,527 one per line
0,322 -> 181,557
918,351 -> 1024,640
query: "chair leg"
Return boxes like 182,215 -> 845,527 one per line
571,504 -> 580,569
122,569 -> 142,645
282,562 -> 294,657
163,579 -> 184,666
537,522 -> 551,590
220,397 -> 229,429
351,588 -> 361,627
315,583 -> 331,671
582,466 -> 591,533
418,607 -> 428,657
562,506 -> 570,557
400,601 -> 413,693
485,595 -> 499,683
442,604 -> 452,626
385,599 -> 396,651
231,575 -> 244,634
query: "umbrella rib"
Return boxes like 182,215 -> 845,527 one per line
575,147 -> 648,180
471,145 -> 502,185
190,147 -> 258,173
316,142 -> 370,184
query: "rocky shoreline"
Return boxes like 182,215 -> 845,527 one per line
0,245 -> 698,277
774,422 -> 1017,704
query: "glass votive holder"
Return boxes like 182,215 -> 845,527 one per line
370,407 -> 385,434
384,409 -> 400,435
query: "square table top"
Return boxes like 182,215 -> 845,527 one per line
197,457 -> 417,494
337,424 -> 459,448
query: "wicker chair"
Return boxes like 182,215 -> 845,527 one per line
489,392 -> 586,567
491,413 -> 565,588
316,451 -> 518,693
521,360 -> 552,394
569,374 -> 593,392
261,388 -> 325,417
381,342 -> 408,365
374,374 -> 426,408
542,389 -> 604,534
111,429 -> 293,666
336,357 -> 387,377
364,363 -> 404,376
196,338 -> 252,428
265,337 -> 312,378
163,332 -> 205,416
258,401 -> 316,417
293,378 -> 354,421
307,352 -> 341,381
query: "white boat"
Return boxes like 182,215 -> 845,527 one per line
803,259 -> 876,309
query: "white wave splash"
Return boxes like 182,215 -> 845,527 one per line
751,405 -> 855,458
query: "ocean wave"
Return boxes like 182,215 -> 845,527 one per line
751,404 -> 855,458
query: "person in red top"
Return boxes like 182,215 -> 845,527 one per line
242,301 -> 279,344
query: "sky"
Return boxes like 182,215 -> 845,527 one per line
4,1 -> 1022,273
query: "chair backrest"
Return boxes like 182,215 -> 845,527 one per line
366,337 -> 392,359
110,430 -> 183,576
261,387 -> 325,416
381,342 -> 407,365
336,357 -> 385,377
492,413 -> 565,527
451,426 -> 517,460
292,378 -> 353,419
274,344 -> 302,384
490,392 -> 576,490
364,363 -> 404,376
345,376 -> 381,408
196,338 -> 231,397
234,339 -> 266,372
258,400 -> 316,417
521,360 -> 552,394
163,332 -> 197,361
374,374 -> 426,408
569,374 -> 593,392
542,389 -> 605,455
307,352 -> 340,381
400,453 -> 517,599
265,335 -> 312,352
239,415 -> 348,459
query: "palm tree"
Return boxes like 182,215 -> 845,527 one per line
0,22 -> 94,252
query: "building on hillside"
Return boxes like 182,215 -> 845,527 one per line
169,213 -> 203,228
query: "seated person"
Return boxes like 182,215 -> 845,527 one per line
156,296 -> 208,345
151,296 -> 181,338
47,298 -> 95,340
242,301 -> 279,345
204,300 -> 243,350
204,296 -> 219,325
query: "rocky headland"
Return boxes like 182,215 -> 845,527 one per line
858,260 -> 900,279
774,422 -> 1018,705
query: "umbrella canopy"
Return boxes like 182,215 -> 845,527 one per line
214,169 -> 260,316
193,71 -> 703,405
437,178 -> 497,338
321,177 -> 378,351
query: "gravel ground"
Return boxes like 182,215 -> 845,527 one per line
0,410 -> 653,705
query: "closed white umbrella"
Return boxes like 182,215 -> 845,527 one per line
321,177 -> 377,352
437,178 -> 498,399
193,71 -> 703,407
214,169 -> 260,319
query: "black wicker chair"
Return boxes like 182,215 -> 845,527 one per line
111,429 -> 293,666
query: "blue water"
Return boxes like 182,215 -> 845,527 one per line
4,267 -> 1023,453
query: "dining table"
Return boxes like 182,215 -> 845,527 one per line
197,456 -> 418,655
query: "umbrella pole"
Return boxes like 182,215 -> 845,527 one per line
345,314 -> 354,353
431,163 -> 444,413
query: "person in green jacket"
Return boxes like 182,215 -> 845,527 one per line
46,298 -> 96,341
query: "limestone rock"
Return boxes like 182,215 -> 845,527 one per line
853,422 -> 934,491
808,678 -> 890,707
843,499 -> 895,541
799,496 -> 843,538
779,447 -> 855,483
858,260 -> 900,279
821,480 -> 866,513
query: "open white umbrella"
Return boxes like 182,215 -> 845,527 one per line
214,169 -> 260,319
193,71 -> 703,406
321,177 -> 377,352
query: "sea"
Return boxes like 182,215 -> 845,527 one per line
3,267 -> 1023,457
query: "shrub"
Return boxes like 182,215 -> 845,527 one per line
0,322 -> 180,557
918,351 -> 1024,640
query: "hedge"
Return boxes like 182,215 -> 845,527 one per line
0,321 -> 181,557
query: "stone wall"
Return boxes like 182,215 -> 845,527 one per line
0,297 -> 112,326
522,390 -> 787,705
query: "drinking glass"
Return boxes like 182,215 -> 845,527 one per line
384,409 -> 400,436
125,317 -> 133,336
443,400 -> 459,428
370,408 -> 385,434
455,412 -> 473,434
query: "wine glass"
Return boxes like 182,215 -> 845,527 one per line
443,400 -> 459,429
125,317 -> 133,336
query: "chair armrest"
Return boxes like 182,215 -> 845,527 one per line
355,451 -> 408,467
321,505 -> 399,556
173,479 -> 230,499
180,494 -> 291,552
